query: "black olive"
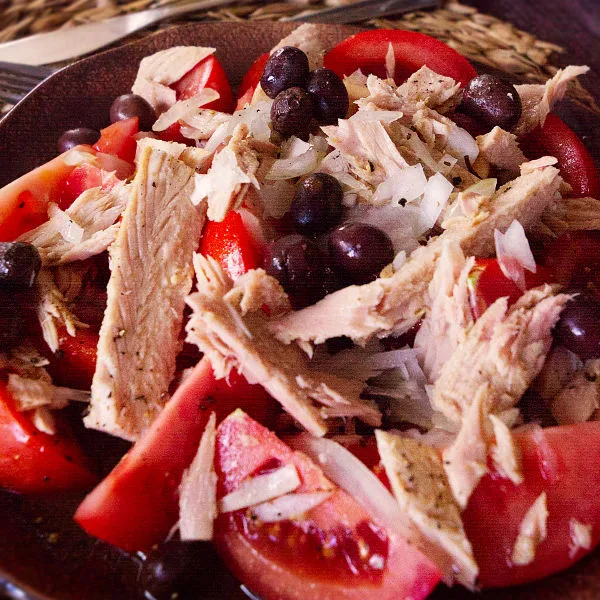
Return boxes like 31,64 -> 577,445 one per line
57,127 -> 100,153
139,540 -> 235,600
554,291 -> 600,360
264,234 -> 342,308
260,46 -> 310,99
460,74 -> 522,132
270,87 -> 315,139
110,93 -> 156,131
306,68 -> 349,124
291,173 -> 343,235
0,289 -> 23,352
0,242 -> 41,288
328,223 -> 394,284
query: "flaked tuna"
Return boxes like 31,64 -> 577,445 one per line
476,126 -> 527,177
85,146 -> 205,441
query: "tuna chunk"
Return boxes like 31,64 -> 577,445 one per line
85,146 -> 205,441
476,126 -> 527,177
136,138 -> 212,173
132,47 -> 215,114
543,196 -> 600,234
514,65 -> 589,136
550,359 -> 600,425
271,24 -> 328,70
19,183 -> 129,266
271,161 -> 563,346
433,286 -> 570,423
376,430 -> 478,588
185,256 -> 380,436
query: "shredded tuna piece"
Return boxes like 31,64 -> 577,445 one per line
543,196 -> 600,234
136,138 -> 212,173
185,257 -> 380,437
511,492 -> 548,566
19,184 -> 128,266
414,240 -> 474,382
433,286 -> 570,423
489,413 -> 523,485
224,268 -> 291,317
271,163 -> 562,346
132,47 -> 215,114
86,146 -> 205,441
7,373 -> 89,412
376,430 -> 478,588
476,127 -> 527,177
550,359 -> 600,425
569,519 -> 593,558
270,24 -> 327,71
514,65 -> 590,136
193,124 -> 260,221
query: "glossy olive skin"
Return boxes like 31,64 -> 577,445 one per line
260,46 -> 310,99
139,540 -> 236,600
0,242 -> 41,288
328,223 -> 394,284
57,127 -> 100,152
110,93 -> 156,131
264,234 -> 341,308
306,68 -> 349,124
554,291 -> 600,360
270,87 -> 315,139
460,74 -> 522,131
0,291 -> 22,352
291,173 -> 343,235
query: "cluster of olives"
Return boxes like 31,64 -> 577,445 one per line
0,242 -> 42,351
57,93 -> 156,153
265,173 -> 394,308
261,46 -> 349,139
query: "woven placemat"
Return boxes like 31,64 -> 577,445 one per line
2,0 -> 598,114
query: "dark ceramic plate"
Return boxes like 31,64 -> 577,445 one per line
0,20 -> 599,600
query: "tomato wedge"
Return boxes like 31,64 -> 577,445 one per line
464,422 -> 600,587
58,162 -> 120,210
215,411 -> 441,600
199,210 -> 263,281
324,30 -> 477,87
47,328 -> 99,391
75,358 -> 277,551
520,113 -> 600,198
467,258 -> 552,319
93,116 -> 139,164
236,52 -> 269,110
0,382 -> 96,493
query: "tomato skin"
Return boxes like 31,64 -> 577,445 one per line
215,411 -> 441,600
520,113 -> 600,198
236,52 -> 269,103
468,258 -> 553,319
93,116 -> 139,164
174,55 -> 234,114
158,122 -> 190,144
199,210 -> 262,281
324,29 -> 477,88
58,163 -> 119,210
47,328 -> 99,390
464,422 -> 600,588
0,382 -> 96,493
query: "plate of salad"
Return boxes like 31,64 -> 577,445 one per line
0,19 -> 599,600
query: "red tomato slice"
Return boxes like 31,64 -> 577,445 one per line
58,162 -> 120,210
0,147 -> 97,241
464,422 -> 600,587
323,29 -> 477,88
236,52 -> 269,103
520,113 -> 600,198
467,258 -> 553,319
174,55 -> 234,114
75,358 -> 277,551
214,411 -> 441,600
93,116 -> 139,164
199,210 -> 263,281
0,382 -> 96,493
158,122 -> 190,144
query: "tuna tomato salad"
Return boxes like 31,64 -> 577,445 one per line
1,24 -> 600,600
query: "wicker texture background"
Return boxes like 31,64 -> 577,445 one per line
1,0 -> 598,114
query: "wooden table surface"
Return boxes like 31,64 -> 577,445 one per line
466,0 -> 600,161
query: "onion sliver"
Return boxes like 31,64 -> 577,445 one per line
286,434 -> 419,546
250,491 -> 333,523
218,464 -> 300,513
48,203 -> 84,244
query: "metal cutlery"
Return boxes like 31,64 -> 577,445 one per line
0,62 -> 56,105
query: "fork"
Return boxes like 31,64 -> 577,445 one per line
0,62 -> 55,105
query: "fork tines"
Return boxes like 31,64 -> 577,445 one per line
0,62 -> 55,104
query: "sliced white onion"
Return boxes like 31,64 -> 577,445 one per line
385,42 -> 396,80
463,178 -> 497,197
62,148 -> 97,166
495,219 -> 536,290
249,491 -> 333,523
152,89 -> 221,132
48,203 -> 84,244
266,147 -> 319,180
446,125 -> 479,163
204,121 -> 230,154
373,163 -> 427,205
419,172 -> 453,229
286,434 -> 421,546
393,250 -> 407,271
238,207 -> 264,248
350,110 -> 402,124
179,413 -> 218,541
218,464 -> 300,513
281,136 -> 311,158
